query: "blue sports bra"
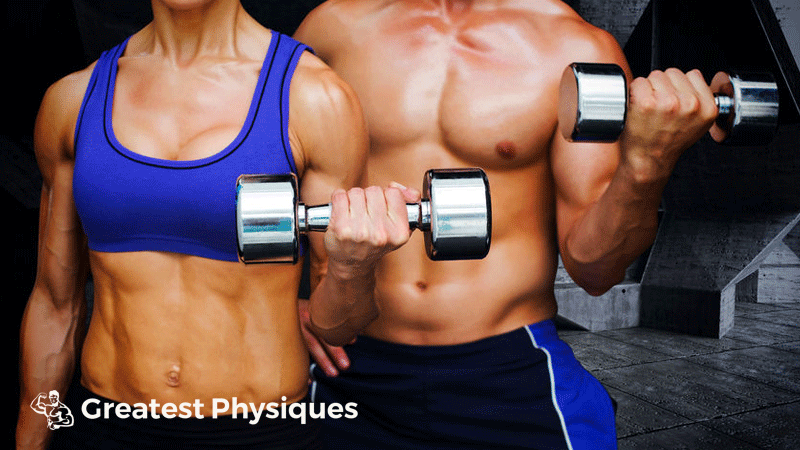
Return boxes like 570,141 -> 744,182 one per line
73,31 -> 310,262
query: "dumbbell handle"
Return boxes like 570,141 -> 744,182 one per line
298,202 -> 432,232
715,94 -> 734,117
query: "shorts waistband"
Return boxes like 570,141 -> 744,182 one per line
349,319 -> 558,361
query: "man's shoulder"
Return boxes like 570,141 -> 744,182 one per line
506,0 -> 622,61
294,0 -> 387,54
305,0 -> 392,20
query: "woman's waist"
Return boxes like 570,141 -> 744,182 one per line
79,339 -> 310,416
80,294 -> 309,415
88,250 -> 303,298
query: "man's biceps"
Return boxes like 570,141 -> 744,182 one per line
555,160 -> 616,209
554,193 -> 588,235
552,172 -> 590,215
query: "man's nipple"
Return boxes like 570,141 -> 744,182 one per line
496,140 -> 517,160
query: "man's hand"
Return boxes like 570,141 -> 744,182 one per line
306,183 -> 421,347
620,68 -> 718,181
299,299 -> 351,377
324,183 -> 420,280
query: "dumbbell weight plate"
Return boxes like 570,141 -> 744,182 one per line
558,63 -> 627,142
709,71 -> 779,145
236,174 -> 300,264
424,169 -> 492,261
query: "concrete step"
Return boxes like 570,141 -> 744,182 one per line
758,241 -> 800,304
555,281 -> 641,332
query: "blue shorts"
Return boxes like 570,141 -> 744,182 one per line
311,320 -> 616,449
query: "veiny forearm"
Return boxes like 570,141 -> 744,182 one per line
307,267 -> 379,347
562,152 -> 670,295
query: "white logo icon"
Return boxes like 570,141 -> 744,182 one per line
31,391 -> 74,430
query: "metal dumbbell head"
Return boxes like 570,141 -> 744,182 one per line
236,174 -> 302,264
423,169 -> 492,261
558,63 -> 627,143
709,71 -> 779,145
559,63 -> 779,146
236,169 -> 492,264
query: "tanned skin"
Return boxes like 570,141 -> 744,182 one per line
17,1 -> 418,448
294,0 -> 718,375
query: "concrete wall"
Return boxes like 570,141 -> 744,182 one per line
572,0 -> 652,46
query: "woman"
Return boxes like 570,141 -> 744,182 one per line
16,1 -> 414,448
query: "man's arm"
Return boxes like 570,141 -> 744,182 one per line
17,72 -> 91,450
552,25 -> 718,296
288,53 -> 416,347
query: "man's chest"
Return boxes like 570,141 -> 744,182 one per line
334,12 -> 560,167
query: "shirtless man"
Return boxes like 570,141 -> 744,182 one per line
295,1 -> 719,448
16,0 -> 416,449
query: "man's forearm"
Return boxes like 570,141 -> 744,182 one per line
562,155 -> 669,295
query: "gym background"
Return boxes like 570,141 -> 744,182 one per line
5,0 -> 799,448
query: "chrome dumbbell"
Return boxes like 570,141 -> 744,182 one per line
558,62 -> 779,145
236,168 -> 492,263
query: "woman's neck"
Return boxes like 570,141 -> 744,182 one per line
144,0 -> 252,65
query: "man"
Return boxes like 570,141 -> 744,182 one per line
16,0 -> 417,449
294,1 -> 718,449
